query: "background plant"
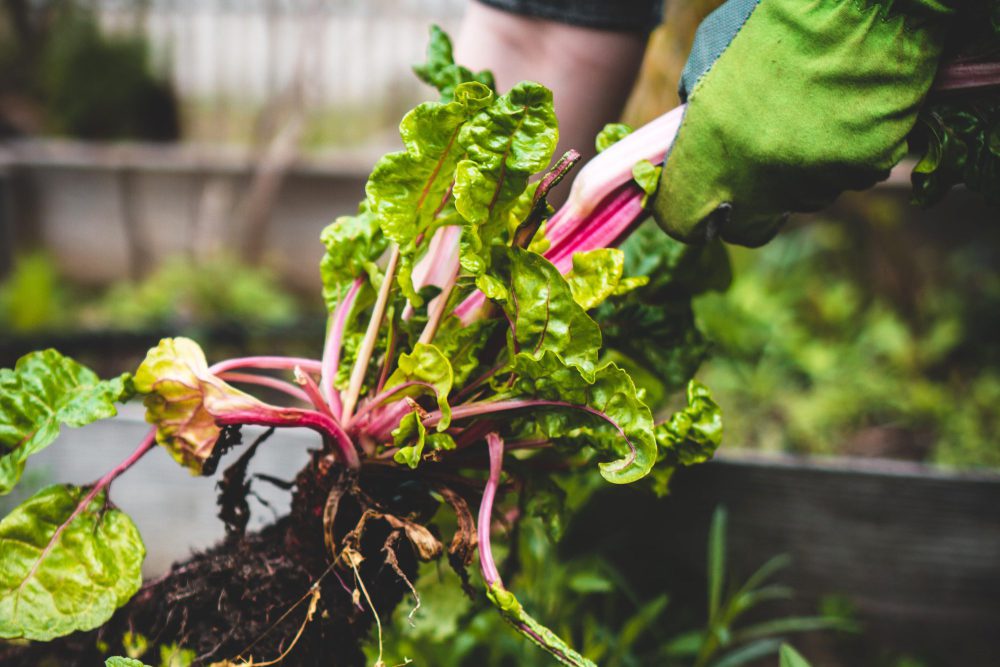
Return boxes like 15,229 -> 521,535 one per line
695,207 -> 1000,467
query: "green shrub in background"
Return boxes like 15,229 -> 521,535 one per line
694,214 -> 1000,468
90,255 -> 300,331
0,252 -> 303,334
0,252 -> 66,332
0,1 -> 178,140
39,6 -> 178,141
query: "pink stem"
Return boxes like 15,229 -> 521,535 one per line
322,277 -> 363,416
294,366 -> 334,418
218,372 -> 311,404
19,430 -> 157,591
546,184 -> 645,273
358,397 -> 418,443
478,432 -> 505,587
352,380 -> 436,425
552,103 -> 682,229
933,60 -> 1000,93
209,356 -> 323,375
217,408 -> 360,469
452,184 -> 644,325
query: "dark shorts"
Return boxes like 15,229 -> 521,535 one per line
475,0 -> 665,32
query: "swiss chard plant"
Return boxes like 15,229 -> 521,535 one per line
0,27 -> 728,666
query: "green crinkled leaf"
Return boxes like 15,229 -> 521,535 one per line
508,351 -> 656,484
366,81 -> 494,305
106,659 -> 150,667
384,343 -> 454,430
595,122 -> 633,153
600,301 -> 709,399
655,380 -> 723,466
620,220 -> 732,298
391,412 -> 455,469
526,218 -> 551,255
594,222 -> 730,397
320,201 -> 387,310
122,629 -> 150,659
0,484 -> 145,640
494,247 -> 602,377
523,473 -> 568,541
392,409 -> 428,468
413,24 -> 495,102
455,82 -> 558,279
565,248 -> 646,310
0,350 -> 132,495
434,316 -> 498,387
632,159 -> 662,207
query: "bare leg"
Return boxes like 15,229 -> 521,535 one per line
455,2 -> 649,204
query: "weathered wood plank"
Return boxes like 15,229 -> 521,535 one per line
564,452 -> 1000,665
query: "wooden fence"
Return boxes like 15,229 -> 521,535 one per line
94,0 -> 464,145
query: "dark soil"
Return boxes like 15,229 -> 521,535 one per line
0,446 -> 428,667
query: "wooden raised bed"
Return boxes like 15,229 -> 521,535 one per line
565,452 -> 1000,666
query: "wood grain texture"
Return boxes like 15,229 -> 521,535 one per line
563,453 -> 1000,665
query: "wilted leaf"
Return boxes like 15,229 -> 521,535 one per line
134,337 -> 273,474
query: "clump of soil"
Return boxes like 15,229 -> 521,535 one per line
1,444 -> 430,667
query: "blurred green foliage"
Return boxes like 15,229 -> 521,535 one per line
0,252 -> 65,332
39,7 -> 179,141
0,252 -> 304,333
694,211 -> 1000,467
90,255 -> 299,331
0,1 -> 178,140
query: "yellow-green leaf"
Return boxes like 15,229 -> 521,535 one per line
0,484 -> 145,641
0,350 -> 131,495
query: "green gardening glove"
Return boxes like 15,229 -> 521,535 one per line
653,0 -> 956,247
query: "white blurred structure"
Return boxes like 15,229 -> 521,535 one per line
96,0 -> 465,145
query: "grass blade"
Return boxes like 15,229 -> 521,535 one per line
710,638 -> 783,667
779,644 -> 813,667
707,505 -> 728,622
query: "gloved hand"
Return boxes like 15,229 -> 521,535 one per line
653,0 -> 956,247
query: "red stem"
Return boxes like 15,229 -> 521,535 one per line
351,381 -> 436,428
478,432 -> 505,587
294,366 -> 335,418
209,356 -> 323,375
218,372 -> 311,404
932,60 -> 1000,93
322,277 -> 363,416
18,429 -> 157,593
217,408 -> 360,469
